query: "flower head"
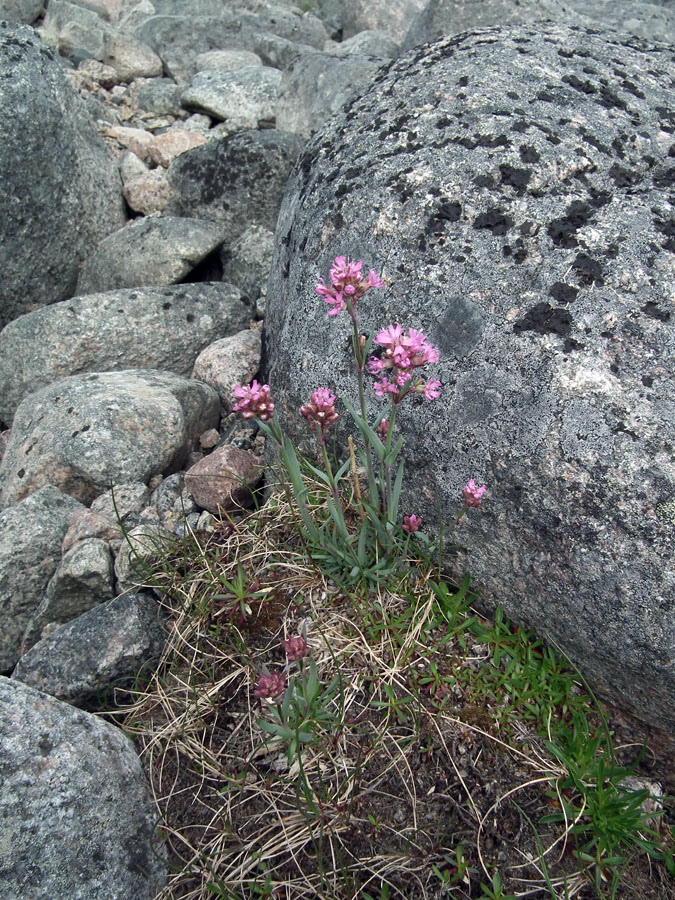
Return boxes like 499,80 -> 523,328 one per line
315,256 -> 383,316
232,380 -> 275,422
402,514 -> 422,534
369,325 -> 440,403
462,479 -> 486,508
253,670 -> 286,701
300,388 -> 338,444
284,634 -> 308,663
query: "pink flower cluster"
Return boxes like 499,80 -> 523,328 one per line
299,388 -> 338,444
254,670 -> 286,701
463,479 -> 487,508
232,380 -> 275,422
315,256 -> 383,316
284,634 -> 308,663
368,325 -> 441,403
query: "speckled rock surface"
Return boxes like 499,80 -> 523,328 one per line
0,23 -> 125,330
0,283 -> 250,426
165,129 -> 305,242
342,0 -> 427,43
22,538 -> 115,651
191,328 -> 263,416
0,369 -> 220,508
185,444 -> 263,514
181,65 -> 282,128
221,225 -> 275,314
0,486 -> 84,671
76,216 -> 225,295
0,0 -> 42,24
402,0 -> 675,50
0,677 -> 165,899
265,25 -> 675,735
13,591 -> 166,707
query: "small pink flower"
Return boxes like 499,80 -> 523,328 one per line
232,380 -> 275,422
316,256 -> 383,316
462,479 -> 486,508
402,514 -> 422,534
284,634 -> 308,663
254,670 -> 286,700
422,379 -> 442,400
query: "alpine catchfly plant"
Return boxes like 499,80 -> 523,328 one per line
233,255 -> 486,584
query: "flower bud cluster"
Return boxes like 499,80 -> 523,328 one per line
232,380 -> 275,422
253,670 -> 286,701
462,479 -> 487,508
300,388 -> 338,444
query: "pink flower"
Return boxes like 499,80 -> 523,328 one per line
284,634 -> 308,663
232,380 -> 275,422
421,379 -> 442,400
462,479 -> 486,508
315,256 -> 383,316
300,387 -> 338,443
376,418 -> 388,442
369,324 -> 439,403
402,514 -> 422,534
254,670 -> 286,701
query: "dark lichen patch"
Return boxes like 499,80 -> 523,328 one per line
577,127 -> 610,154
654,217 -> 675,251
513,303 -> 573,337
547,201 -> 594,248
473,207 -> 513,235
642,302 -> 671,322
653,166 -> 675,188
588,188 -> 611,208
549,282 -> 579,304
642,375 -> 654,387
519,145 -> 540,164
456,133 -> 510,150
458,75 -> 468,86
572,253 -> 604,285
562,73 -> 597,96
563,337 -> 584,353
608,164 -> 641,188
474,174 -> 497,188
510,119 -> 531,134
435,201 -> 462,222
499,164 -> 531,192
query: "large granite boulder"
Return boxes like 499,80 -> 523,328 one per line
0,0 -> 42,23
0,24 -> 126,330
0,370 -> 220,508
0,677 -> 165,898
0,283 -> 250,426
264,26 -> 675,737
0,486 -> 84,671
401,0 -> 675,49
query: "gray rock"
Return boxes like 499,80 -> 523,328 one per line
150,471 -> 186,517
12,591 -> 166,707
137,8 -> 327,83
103,30 -> 164,81
275,49 -> 384,137
308,0 -> 343,39
181,65 -> 282,128
342,0 -> 426,43
76,216 -> 225,295
402,0 -> 675,49
118,148 -> 149,184
165,129 -> 304,241
265,25 -> 675,736
0,369 -> 220,508
127,76 -> 184,115
0,283 -> 250,425
114,522 -> 175,592
0,0 -> 42,23
221,224 -> 275,311
40,0 -> 112,59
193,48 -> 263,72
0,677 -> 166,898
22,538 -> 115,650
0,487 -> 84,671
91,481 -> 151,521
327,29 -> 400,59
191,328 -> 263,416
0,24 -> 125,330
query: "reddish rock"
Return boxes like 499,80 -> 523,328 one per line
123,168 -> 170,215
185,445 -> 263,514
191,328 -> 262,415
148,130 -> 207,168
